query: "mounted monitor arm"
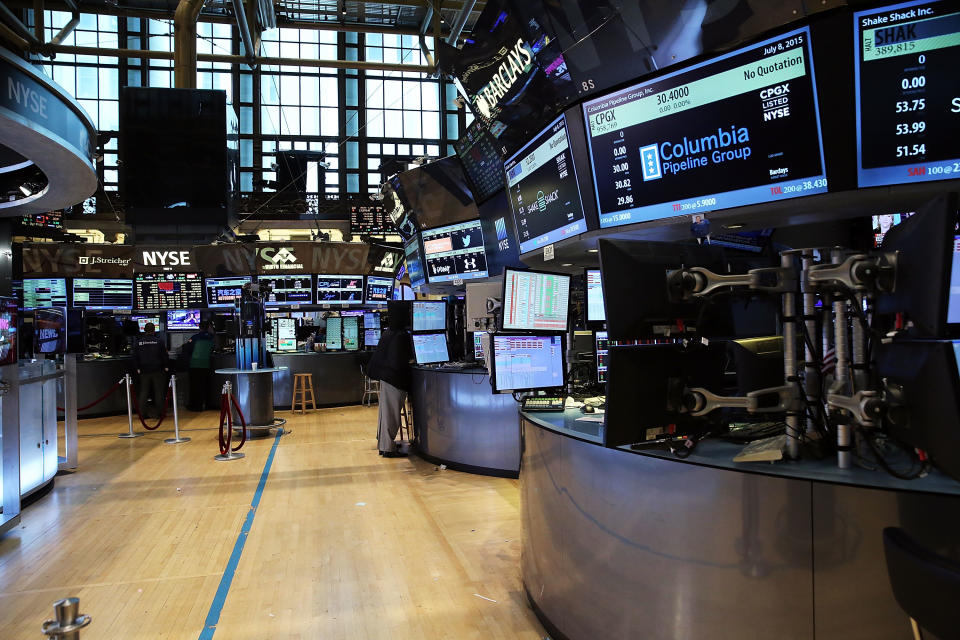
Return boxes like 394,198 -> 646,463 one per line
666,266 -> 797,301
680,384 -> 798,417
805,252 -> 897,295
826,390 -> 883,428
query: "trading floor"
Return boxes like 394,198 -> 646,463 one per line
0,409 -> 544,639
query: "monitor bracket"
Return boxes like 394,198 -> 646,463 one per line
666,266 -> 796,301
806,252 -> 896,294
682,384 -> 798,417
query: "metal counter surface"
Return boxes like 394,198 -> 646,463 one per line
520,413 -> 960,640
268,351 -> 368,408
410,366 -> 520,477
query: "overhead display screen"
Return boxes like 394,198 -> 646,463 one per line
23,278 -> 67,309
316,275 -> 363,305
582,26 -> 827,228
504,114 -> 588,254
421,220 -> 490,283
586,269 -> 605,322
455,122 -> 506,204
854,0 -> 960,187
364,276 -> 393,305
135,273 -> 204,310
350,204 -> 391,235
947,235 -> 960,325
502,269 -> 571,332
404,236 -> 427,289
258,275 -> 314,305
72,278 -> 134,310
205,276 -> 251,308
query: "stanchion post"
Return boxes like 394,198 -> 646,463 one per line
117,373 -> 142,439
214,380 -> 244,461
164,374 -> 190,444
41,596 -> 91,639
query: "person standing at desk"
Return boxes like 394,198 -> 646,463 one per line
369,305 -> 412,457
305,312 -> 329,352
132,322 -> 169,419
185,320 -> 215,411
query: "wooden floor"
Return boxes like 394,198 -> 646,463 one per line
0,406 -> 545,639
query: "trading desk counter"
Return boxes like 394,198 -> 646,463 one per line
520,410 -> 960,640
268,351 -> 368,408
410,365 -> 520,477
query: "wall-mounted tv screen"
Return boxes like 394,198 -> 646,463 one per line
167,309 -> 201,331
395,156 -> 480,230
0,298 -> 17,366
23,278 -> 67,309
854,0 -> 960,187
72,278 -> 134,310
504,113 -> 589,254
316,275 -> 363,305
404,235 -> 427,288
135,273 -> 204,310
350,203 -> 391,235
258,275 -> 314,305
34,307 -> 67,354
205,276 -> 251,308
421,220 -> 490,283
455,121 -> 506,204
364,276 -> 393,305
582,26 -> 827,228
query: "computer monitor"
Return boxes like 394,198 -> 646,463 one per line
877,193 -> 957,338
167,309 -> 201,331
413,301 -> 446,332
876,339 -> 960,482
131,315 -> 162,332
604,343 -> 727,447
364,275 -> 393,305
276,317 -> 297,351
586,269 -> 605,323
23,278 -> 67,309
413,332 -> 449,365
501,269 -> 571,332
34,307 -> 67,354
72,278 -> 134,310
363,312 -> 381,330
473,332 -> 484,361
490,334 -> 566,394
258,275 -> 314,305
325,316 -> 343,350
596,330 -> 609,384
343,316 -> 360,351
316,275 -> 363,306
364,328 -> 380,348
205,276 -> 251,308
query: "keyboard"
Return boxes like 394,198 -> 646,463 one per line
522,397 -> 566,412
733,435 -> 786,463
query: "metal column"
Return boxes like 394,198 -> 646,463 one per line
60,353 -> 79,470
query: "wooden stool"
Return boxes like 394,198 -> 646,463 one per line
291,373 -> 316,414
399,399 -> 411,442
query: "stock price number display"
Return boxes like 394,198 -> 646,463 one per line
582,27 -> 828,228
135,273 -> 204,310
855,0 -> 960,187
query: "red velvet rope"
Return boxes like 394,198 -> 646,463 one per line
130,384 -> 173,430
57,378 -> 125,413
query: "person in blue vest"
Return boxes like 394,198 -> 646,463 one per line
186,320 -> 216,411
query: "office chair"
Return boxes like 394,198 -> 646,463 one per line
883,527 -> 960,640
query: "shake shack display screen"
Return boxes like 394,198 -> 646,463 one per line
504,114 -> 588,254
854,0 -> 960,187
582,26 -> 827,228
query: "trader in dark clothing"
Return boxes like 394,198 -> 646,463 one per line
368,303 -> 412,457
186,321 -> 215,411
132,322 -> 169,419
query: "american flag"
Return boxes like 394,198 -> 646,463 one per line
822,346 -> 836,375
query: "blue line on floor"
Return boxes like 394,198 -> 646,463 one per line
198,431 -> 283,640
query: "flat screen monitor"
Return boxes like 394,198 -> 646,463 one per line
258,275 -> 314,305
365,328 -> 380,348
586,269 -> 605,322
413,332 -> 449,365
276,317 -> 296,351
0,298 -> 17,365
455,121 -> 506,204
131,315 -> 161,332
72,278 -> 134,310
34,307 -> 67,354
135,273 -> 204,310
504,113 -> 588,254
167,309 -> 201,331
581,26 -> 827,228
395,156 -> 479,230
404,235 -> 427,288
325,316 -> 343,350
473,331 -> 484,361
343,316 -> 360,351
873,213 -> 915,247
947,235 -> 960,326
316,275 -> 363,305
205,276 -> 251,308
23,278 -> 67,309
854,0 -> 960,187
596,330 -> 609,384
491,334 -> 566,393
340,309 -> 365,317
413,301 -> 446,332
501,269 -> 571,332
421,220 -> 490,283
364,275 -> 393,305
363,312 -> 381,330
350,203 -> 390,235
